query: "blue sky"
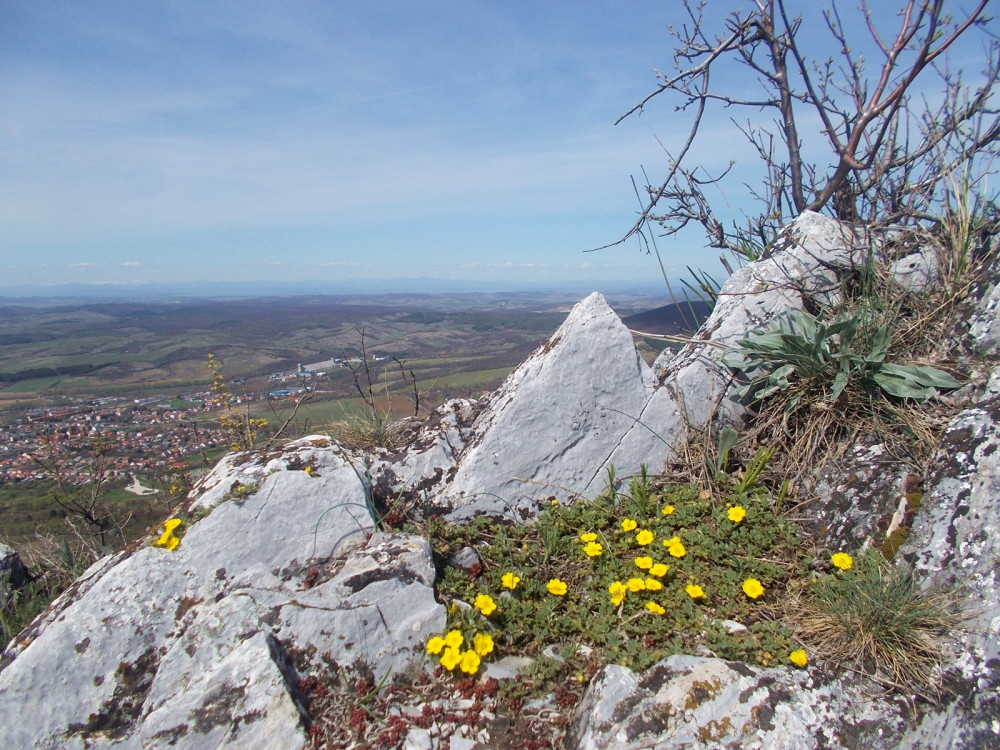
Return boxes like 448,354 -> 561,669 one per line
1,2 -> 994,292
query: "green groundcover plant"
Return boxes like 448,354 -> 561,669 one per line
416,472 -> 813,692
412,471 -> 959,703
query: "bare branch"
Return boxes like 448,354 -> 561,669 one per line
603,0 -> 998,263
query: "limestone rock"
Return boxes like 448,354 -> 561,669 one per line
566,655 -> 902,750
436,291 -> 668,518
0,438 -> 444,749
801,444 -> 917,551
894,382 -> 1000,749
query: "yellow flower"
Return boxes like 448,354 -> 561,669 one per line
661,504 -> 675,515
153,518 -> 183,550
501,572 -> 521,590
621,518 -> 637,532
609,581 -> 627,606
644,578 -> 663,591
649,563 -> 669,578
789,649 -> 808,668
154,533 -> 180,551
459,650 -> 481,674
665,538 -> 686,558
304,466 -> 313,476
626,577 -> 647,593
580,532 -> 597,542
583,541 -> 603,557
742,578 -> 765,599
163,518 -> 182,533
440,647 -> 462,671
474,594 -> 497,616
443,630 -> 464,649
728,506 -> 747,523
546,578 -> 568,596
831,552 -> 853,571
550,498 -> 559,506
646,601 -> 666,615
635,529 -> 654,546
685,584 -> 705,599
426,636 -> 446,655
473,633 -> 494,657
634,556 -> 653,570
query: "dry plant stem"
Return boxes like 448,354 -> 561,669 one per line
27,432 -> 126,550
265,388 -> 317,448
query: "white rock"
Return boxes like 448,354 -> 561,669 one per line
0,440 -> 443,749
437,291 -> 666,517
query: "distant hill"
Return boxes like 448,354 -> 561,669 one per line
621,299 -> 712,336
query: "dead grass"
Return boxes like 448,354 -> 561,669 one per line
786,551 -> 964,701
331,407 -> 406,451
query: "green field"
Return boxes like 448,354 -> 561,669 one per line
0,295 -> 572,408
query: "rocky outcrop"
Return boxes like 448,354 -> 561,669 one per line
894,388 -> 1000,748
0,440 -> 443,749
431,211 -> 873,519
1,211 -> 997,748
564,368 -> 1000,748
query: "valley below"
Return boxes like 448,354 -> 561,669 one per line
0,290 -> 695,549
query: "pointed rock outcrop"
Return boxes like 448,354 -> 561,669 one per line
435,292 -> 669,517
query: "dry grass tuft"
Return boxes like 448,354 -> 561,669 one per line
332,407 -> 405,451
787,551 -> 963,701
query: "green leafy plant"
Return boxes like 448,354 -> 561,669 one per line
723,309 -> 959,407
421,478 -> 809,694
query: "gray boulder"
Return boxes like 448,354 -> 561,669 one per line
567,655 -> 901,750
0,438 -> 444,750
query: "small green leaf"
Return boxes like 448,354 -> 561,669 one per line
831,370 -> 849,400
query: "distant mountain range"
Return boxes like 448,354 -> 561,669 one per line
621,299 -> 712,336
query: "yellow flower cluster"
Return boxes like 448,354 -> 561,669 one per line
426,630 -> 494,675
152,519 -> 183,551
